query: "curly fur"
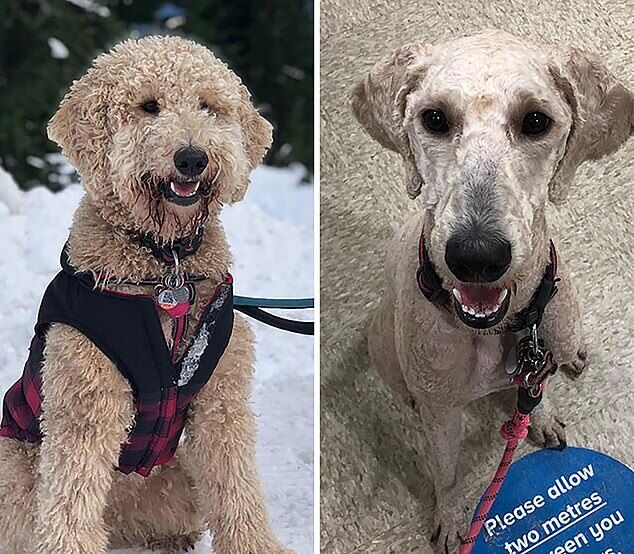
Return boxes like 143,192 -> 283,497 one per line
352,30 -> 633,552
0,36 -> 291,554
48,35 -> 272,243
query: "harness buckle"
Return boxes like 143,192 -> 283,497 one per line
512,324 -> 558,397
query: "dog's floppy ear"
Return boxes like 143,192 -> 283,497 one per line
232,86 -> 273,202
351,43 -> 429,199
48,65 -> 112,180
548,48 -> 634,204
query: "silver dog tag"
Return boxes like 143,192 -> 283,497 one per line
172,285 -> 191,304
505,344 -> 518,375
156,285 -> 190,308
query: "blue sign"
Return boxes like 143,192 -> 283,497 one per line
472,447 -> 632,554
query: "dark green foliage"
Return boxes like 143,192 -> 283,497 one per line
180,0 -> 314,170
0,0 -> 125,189
0,0 -> 313,190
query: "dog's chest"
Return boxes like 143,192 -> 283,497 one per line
473,335 -> 504,371
417,330 -> 512,396
158,281 -> 217,356
464,334 -> 514,395
473,334 -> 505,373
115,280 -> 217,357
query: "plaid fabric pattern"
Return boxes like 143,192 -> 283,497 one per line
0,279 -> 233,478
1,352 -> 196,477
0,331 -> 47,443
116,388 -> 195,477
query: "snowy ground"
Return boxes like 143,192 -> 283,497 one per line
0,164 -> 314,553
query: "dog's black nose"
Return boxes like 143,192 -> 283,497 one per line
445,234 -> 512,283
173,146 -> 208,178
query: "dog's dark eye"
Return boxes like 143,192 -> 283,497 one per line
140,100 -> 160,114
200,101 -> 217,119
521,111 -> 551,136
421,109 -> 450,134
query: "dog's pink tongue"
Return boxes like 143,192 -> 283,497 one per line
457,285 -> 501,308
172,181 -> 197,197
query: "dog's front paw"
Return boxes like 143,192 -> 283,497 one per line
145,532 -> 201,552
213,533 -> 293,554
560,348 -> 587,379
528,411 -> 566,450
431,504 -> 466,554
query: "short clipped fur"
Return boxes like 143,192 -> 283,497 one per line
0,36 -> 292,554
352,30 -> 633,552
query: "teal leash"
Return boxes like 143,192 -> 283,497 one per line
234,296 -> 314,309
233,296 -> 314,335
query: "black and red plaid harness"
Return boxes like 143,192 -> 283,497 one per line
0,239 -> 233,477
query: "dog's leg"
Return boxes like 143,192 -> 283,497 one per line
539,260 -> 587,379
525,259 -> 586,451
106,456 -> 205,552
416,403 -> 465,554
528,391 -> 567,449
33,324 -> 134,554
181,314 -> 292,554
0,440 -> 38,553
369,293 -> 416,408
144,533 -> 201,553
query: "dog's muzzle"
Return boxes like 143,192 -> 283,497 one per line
451,284 -> 511,329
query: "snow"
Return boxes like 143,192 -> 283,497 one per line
47,37 -> 69,60
26,155 -> 47,168
0,166 -> 23,214
0,167 -> 314,553
64,0 -> 111,17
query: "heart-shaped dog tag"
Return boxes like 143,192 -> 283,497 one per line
155,285 -> 192,317
165,301 -> 191,318
156,288 -> 178,310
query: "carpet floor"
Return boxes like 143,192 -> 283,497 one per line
320,1 -> 633,552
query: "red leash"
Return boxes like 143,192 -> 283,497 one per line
458,314 -> 559,551
414,231 -> 561,552
459,409 -> 532,553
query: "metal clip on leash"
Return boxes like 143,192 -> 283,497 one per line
514,325 -> 558,398
460,324 -> 556,553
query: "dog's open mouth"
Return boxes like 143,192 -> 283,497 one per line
160,179 -> 207,206
452,284 -> 511,329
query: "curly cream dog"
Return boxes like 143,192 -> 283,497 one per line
352,30 -> 633,552
0,36 -> 292,554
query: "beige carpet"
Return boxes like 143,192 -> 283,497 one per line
319,1 -> 634,552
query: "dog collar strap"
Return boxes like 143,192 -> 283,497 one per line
136,227 -> 204,264
58,245 -> 205,286
507,241 -> 559,332
416,231 -> 452,308
416,230 -> 559,331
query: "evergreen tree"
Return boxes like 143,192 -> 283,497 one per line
0,0 -> 125,189
0,0 -> 313,189
180,0 -> 314,171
